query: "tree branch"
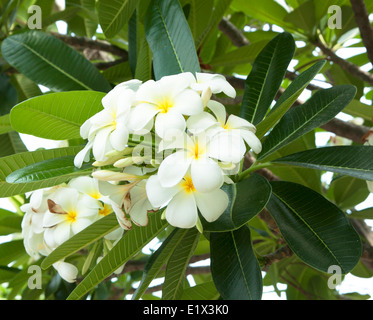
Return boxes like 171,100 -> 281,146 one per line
50,32 -> 129,59
218,17 -> 250,47
350,0 -> 373,65
315,38 -> 373,86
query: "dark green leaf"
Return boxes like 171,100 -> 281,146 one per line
67,211 -> 168,300
272,146 -> 373,181
0,146 -> 84,197
201,174 -> 271,232
240,32 -> 295,125
98,0 -> 137,38
210,226 -> 262,300
145,0 -> 200,79
132,227 -> 188,300
256,60 -> 326,138
6,155 -> 93,184
0,73 -> 17,115
162,227 -> 200,300
267,181 -> 362,273
257,85 -> 357,160
1,31 -> 111,92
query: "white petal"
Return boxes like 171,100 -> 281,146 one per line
129,198 -> 151,226
111,202 -> 132,230
54,222 -> 72,245
191,157 -> 224,193
226,114 -> 256,131
173,89 -> 203,115
206,100 -> 227,124
43,212 -> 66,228
74,141 -> 93,168
155,111 -> 186,138
367,181 -> 373,193
145,175 -> 180,208
239,129 -> 262,154
52,188 -> 79,213
110,122 -> 129,151
195,188 -> 229,222
186,112 -> 218,134
53,261 -> 78,283
92,126 -> 113,162
165,192 -> 198,228
157,150 -> 192,188
128,103 -> 158,132
207,132 -> 246,163
195,73 -> 236,98
71,217 -> 93,234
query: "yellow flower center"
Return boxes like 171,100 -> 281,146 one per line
190,141 -> 205,160
181,176 -> 196,193
99,203 -> 112,217
158,98 -> 174,113
66,210 -> 77,223
89,191 -> 101,200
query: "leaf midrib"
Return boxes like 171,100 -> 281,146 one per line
8,37 -> 92,90
260,92 -> 346,160
272,191 -> 342,267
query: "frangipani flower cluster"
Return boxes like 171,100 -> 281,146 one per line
21,176 -> 123,282
21,72 -> 262,282
74,72 -> 262,230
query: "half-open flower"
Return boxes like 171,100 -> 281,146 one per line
74,80 -> 142,168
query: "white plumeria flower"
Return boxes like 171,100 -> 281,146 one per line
43,187 -> 100,246
187,100 -> 262,154
53,260 -> 79,283
157,130 -> 245,193
146,174 -> 228,229
191,72 -> 236,99
21,188 -> 58,258
74,80 -> 142,168
129,72 -> 203,138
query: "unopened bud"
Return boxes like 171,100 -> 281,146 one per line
92,170 -> 143,182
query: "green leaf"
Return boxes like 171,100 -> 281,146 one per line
6,155 -> 92,184
201,174 -> 271,232
256,60 -> 326,138
0,115 -> 12,135
145,0 -> 200,80
98,0 -> 137,38
0,131 -> 28,157
41,213 -> 119,269
348,207 -> 373,220
240,33 -> 295,125
0,73 -> 17,115
283,0 -> 315,34
132,227 -> 188,300
267,181 -> 362,274
67,211 -> 168,300
332,176 -> 369,210
162,227 -> 200,300
257,85 -> 357,161
0,210 -> 22,236
272,146 -> 373,181
0,240 -> 26,265
1,31 -> 111,92
181,281 -> 220,300
343,99 -> 373,122
10,91 -> 105,140
0,146 -> 83,197
210,226 -> 262,300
